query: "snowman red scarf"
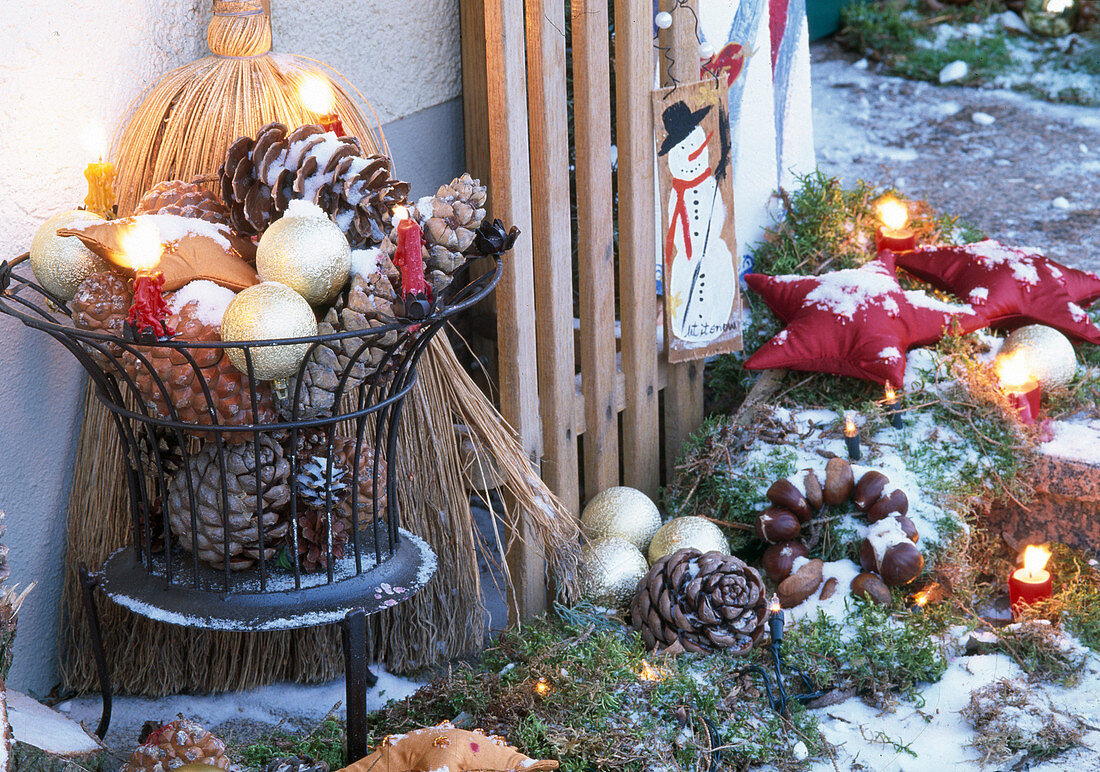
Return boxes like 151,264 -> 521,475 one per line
664,131 -> 714,270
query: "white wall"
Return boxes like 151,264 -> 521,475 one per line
0,0 -> 463,695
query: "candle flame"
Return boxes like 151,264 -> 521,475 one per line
298,74 -> 336,116
391,205 -> 410,226
912,588 -> 932,607
844,415 -> 858,437
637,660 -> 667,683
81,122 -> 109,162
995,350 -> 1033,390
533,676 -> 552,696
1022,545 -> 1052,579
119,220 -> 162,272
876,197 -> 909,231
768,593 -> 781,614
885,382 -> 897,402
1044,0 -> 1073,11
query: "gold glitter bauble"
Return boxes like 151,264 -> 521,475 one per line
648,516 -> 728,564
581,486 -> 662,551
256,208 -> 350,305
1001,324 -> 1077,387
29,210 -> 106,301
221,281 -> 318,381
580,537 -> 649,607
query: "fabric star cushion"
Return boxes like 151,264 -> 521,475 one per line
744,257 -> 982,385
339,723 -> 559,772
895,240 -> 1100,344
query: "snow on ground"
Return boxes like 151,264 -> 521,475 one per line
1041,419 -> 1100,465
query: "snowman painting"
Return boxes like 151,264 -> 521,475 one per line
658,97 -> 737,346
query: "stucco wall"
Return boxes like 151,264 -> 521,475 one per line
0,0 -> 462,695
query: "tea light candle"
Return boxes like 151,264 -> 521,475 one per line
844,414 -> 862,461
1008,545 -> 1053,614
875,197 -> 916,255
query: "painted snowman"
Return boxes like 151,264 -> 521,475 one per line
660,101 -> 736,343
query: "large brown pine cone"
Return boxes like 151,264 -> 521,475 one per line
71,270 -> 131,370
165,435 -> 291,571
295,509 -> 349,573
294,434 -> 388,532
123,299 -> 275,442
218,122 -> 410,247
137,180 -> 230,225
419,173 -> 487,294
630,548 -> 768,655
122,718 -> 232,771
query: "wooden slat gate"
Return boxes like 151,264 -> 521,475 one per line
460,0 -> 706,619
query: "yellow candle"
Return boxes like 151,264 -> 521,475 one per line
83,160 -> 116,219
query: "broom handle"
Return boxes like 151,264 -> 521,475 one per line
208,0 -> 272,57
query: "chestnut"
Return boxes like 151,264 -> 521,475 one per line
896,515 -> 919,543
803,469 -> 824,512
761,540 -> 809,582
853,470 -> 889,511
754,507 -> 802,543
859,538 -> 877,573
824,457 -> 854,505
777,558 -> 823,608
878,541 -> 924,586
851,572 -> 891,605
766,479 -> 812,522
867,488 -> 909,522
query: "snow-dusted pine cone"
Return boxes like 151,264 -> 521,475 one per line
70,270 -> 131,369
630,548 -> 768,655
418,173 -> 487,294
123,299 -> 275,442
165,435 -> 291,571
219,122 -> 410,247
294,434 -> 388,532
136,180 -> 230,225
122,718 -> 232,771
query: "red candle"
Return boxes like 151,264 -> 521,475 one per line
1008,545 -> 1053,615
393,207 -> 428,298
996,351 -> 1041,425
299,74 -> 345,136
127,271 -> 174,338
875,197 -> 916,255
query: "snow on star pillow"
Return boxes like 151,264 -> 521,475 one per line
895,240 -> 1100,344
744,257 -> 983,385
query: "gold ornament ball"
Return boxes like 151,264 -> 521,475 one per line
648,516 -> 728,564
256,207 -> 350,305
580,486 -> 662,551
580,537 -> 649,607
29,210 -> 107,302
221,282 -> 318,381
1001,324 -> 1077,387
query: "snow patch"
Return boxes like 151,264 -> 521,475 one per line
168,280 -> 236,328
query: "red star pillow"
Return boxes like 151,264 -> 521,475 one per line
744,257 -> 983,384
896,240 -> 1100,344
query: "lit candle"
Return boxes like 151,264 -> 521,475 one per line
298,73 -> 345,136
884,382 -> 903,429
637,660 -> 667,683
120,221 -> 173,338
392,206 -> 431,320
844,414 -> 862,461
768,593 -> 784,643
82,123 -> 116,219
1008,545 -> 1053,615
996,350 -> 1041,425
533,676 -> 552,696
875,197 -> 916,255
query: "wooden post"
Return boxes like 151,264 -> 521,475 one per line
616,0 -> 660,499
460,0 -> 546,620
659,0 -> 706,478
572,0 -> 620,499
525,0 -> 580,517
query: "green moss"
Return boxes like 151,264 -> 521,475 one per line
236,717 -> 347,770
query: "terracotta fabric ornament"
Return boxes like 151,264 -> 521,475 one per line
744,257 -> 982,385
57,214 -> 258,292
339,723 -> 558,772
895,240 -> 1100,344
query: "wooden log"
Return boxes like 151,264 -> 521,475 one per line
8,690 -> 103,771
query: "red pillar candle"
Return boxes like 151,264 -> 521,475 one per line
996,350 -> 1041,425
875,197 -> 916,255
299,74 -> 345,136
393,207 -> 428,298
1008,545 -> 1053,615
127,271 -> 174,338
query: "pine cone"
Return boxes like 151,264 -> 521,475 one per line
630,548 -> 767,655
165,435 -> 291,571
219,122 -> 410,247
123,298 -> 275,443
265,756 -> 329,772
419,173 -> 487,294
294,435 -> 388,531
70,270 -> 132,370
295,509 -> 349,573
122,718 -> 232,771
137,180 -> 230,225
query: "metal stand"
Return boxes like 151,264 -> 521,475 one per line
78,565 -> 112,740
341,608 -> 376,761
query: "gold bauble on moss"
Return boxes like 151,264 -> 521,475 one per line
1001,324 -> 1077,387
256,202 -> 351,305
648,516 -> 728,564
580,486 -> 662,551
29,210 -> 107,301
580,537 -> 649,607
220,281 -> 318,381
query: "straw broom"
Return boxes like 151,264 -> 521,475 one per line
59,0 -> 579,695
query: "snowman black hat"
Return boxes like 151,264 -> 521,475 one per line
658,100 -> 712,157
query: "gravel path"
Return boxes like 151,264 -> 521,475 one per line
811,40 -> 1100,272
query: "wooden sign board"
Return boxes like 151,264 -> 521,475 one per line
653,77 -> 742,362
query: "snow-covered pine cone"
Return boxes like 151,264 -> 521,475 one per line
293,434 -> 388,533
630,548 -> 768,655
165,435 -> 291,571
136,180 -> 230,225
418,172 -> 487,294
71,270 -> 131,370
122,718 -> 233,771
218,122 -> 410,247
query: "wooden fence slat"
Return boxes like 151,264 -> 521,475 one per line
524,0 -> 580,516
659,0 -> 706,478
615,0 -> 661,499
571,0 -> 620,500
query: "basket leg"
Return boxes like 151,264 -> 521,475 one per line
342,607 -> 377,761
78,565 -> 112,740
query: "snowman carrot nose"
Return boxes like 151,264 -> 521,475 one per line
687,131 -> 713,161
